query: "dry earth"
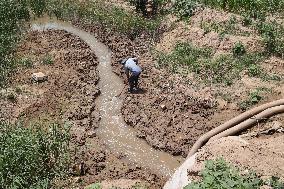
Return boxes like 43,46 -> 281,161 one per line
190,131 -> 284,180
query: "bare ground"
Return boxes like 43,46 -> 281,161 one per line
190,131 -> 284,180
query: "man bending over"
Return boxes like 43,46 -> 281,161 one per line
121,57 -> 142,93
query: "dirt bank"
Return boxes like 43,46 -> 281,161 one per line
0,29 -> 164,188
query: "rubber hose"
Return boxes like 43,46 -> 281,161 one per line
187,99 -> 284,157
211,105 -> 284,140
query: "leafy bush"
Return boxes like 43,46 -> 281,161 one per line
0,122 -> 70,189
199,0 -> 284,15
239,88 -> 268,110
247,64 -> 262,77
0,0 -> 30,88
42,55 -> 54,65
172,0 -> 198,18
185,158 -> 263,189
232,41 -> 246,56
29,0 -> 46,17
256,21 -> 284,58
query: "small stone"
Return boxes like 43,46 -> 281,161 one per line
32,72 -> 48,82
87,130 -> 96,138
160,104 -> 166,110
217,99 -> 228,110
73,177 -> 81,183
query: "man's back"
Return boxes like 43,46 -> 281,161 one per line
124,58 -> 142,75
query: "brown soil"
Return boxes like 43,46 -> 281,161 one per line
0,30 -> 164,188
190,132 -> 284,180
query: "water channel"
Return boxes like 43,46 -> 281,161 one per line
32,19 -> 184,178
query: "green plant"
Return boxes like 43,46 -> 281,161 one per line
184,158 -> 263,189
42,55 -> 54,65
29,0 -> 46,17
232,41 -> 246,56
6,91 -> 17,102
157,42 -> 265,85
0,0 -> 30,88
85,183 -> 102,189
266,176 -> 284,188
45,0 -> 162,39
19,57 -> 33,68
256,21 -> 284,58
247,64 -> 262,77
238,88 -> 269,110
0,121 -> 70,188
172,0 -> 198,18
15,86 -> 22,94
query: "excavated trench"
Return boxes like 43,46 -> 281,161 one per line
31,19 -> 184,178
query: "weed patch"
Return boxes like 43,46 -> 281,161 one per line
238,87 -> 271,110
184,158 -> 283,189
201,16 -> 250,37
42,54 -> 54,65
0,121 -> 70,189
45,0 -> 162,38
156,42 -> 265,85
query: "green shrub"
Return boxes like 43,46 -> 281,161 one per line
172,0 -> 198,18
247,64 -> 262,77
256,21 -> 284,58
184,158 -> 263,189
45,0 -> 162,38
0,122 -> 70,189
42,55 -> 54,65
0,0 -> 30,88
239,88 -> 269,110
85,183 -> 102,189
19,57 -> 33,68
29,0 -> 46,17
232,41 -> 246,57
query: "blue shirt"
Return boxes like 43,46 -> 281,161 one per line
124,58 -> 142,76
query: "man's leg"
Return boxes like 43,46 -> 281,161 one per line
128,75 -> 135,92
133,73 -> 140,89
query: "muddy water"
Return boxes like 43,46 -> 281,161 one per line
32,19 -> 184,178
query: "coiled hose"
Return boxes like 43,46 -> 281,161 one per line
187,99 -> 284,157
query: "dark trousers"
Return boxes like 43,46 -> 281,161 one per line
129,73 -> 140,91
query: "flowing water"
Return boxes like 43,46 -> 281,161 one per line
32,19 -> 184,178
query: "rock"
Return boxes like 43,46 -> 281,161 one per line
217,99 -> 228,110
160,104 -> 166,110
32,72 -> 48,82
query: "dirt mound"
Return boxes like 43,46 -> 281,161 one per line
190,133 -> 284,180
0,29 -> 164,188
